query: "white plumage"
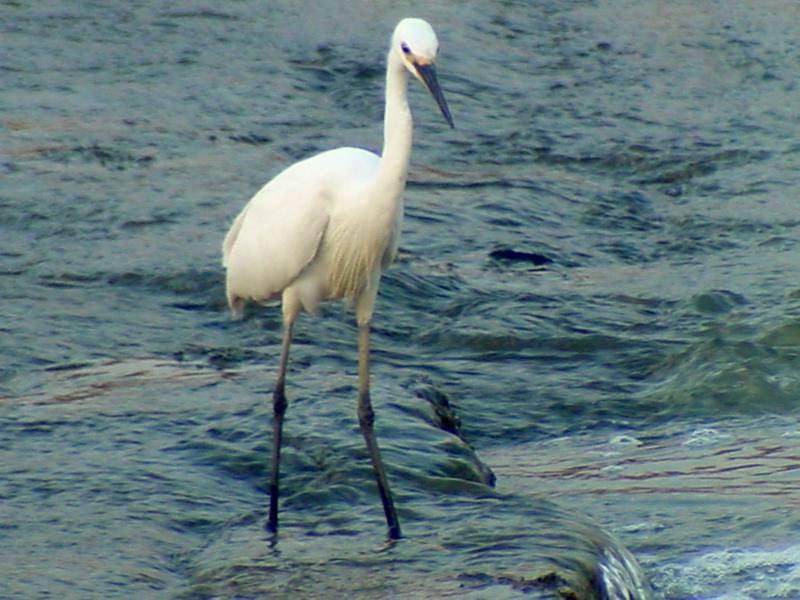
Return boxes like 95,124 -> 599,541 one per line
221,17 -> 453,540
223,147 -> 397,321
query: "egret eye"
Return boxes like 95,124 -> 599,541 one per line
400,42 -> 410,55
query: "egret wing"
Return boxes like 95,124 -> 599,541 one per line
223,168 -> 331,309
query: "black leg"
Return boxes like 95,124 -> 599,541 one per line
357,322 -> 401,539
267,322 -> 293,534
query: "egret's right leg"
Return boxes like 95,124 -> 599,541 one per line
267,320 -> 293,533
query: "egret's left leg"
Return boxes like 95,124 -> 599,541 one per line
357,321 -> 401,539
267,319 -> 293,534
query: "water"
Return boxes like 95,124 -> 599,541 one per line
2,1 -> 799,598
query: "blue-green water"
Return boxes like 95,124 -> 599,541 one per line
3,1 -> 800,598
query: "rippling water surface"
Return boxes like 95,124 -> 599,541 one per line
3,1 -> 800,598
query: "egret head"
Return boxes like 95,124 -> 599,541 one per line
392,18 -> 454,129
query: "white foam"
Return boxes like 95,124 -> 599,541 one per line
609,434 -> 644,448
682,427 -> 733,447
657,544 -> 800,599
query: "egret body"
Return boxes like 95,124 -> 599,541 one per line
222,18 -> 453,539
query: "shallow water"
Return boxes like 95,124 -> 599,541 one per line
3,1 -> 800,598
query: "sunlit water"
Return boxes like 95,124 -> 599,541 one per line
3,1 -> 800,598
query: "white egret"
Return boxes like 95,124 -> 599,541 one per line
222,18 -> 453,539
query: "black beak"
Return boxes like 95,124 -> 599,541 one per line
415,63 -> 455,129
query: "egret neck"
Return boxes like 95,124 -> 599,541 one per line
375,48 -> 413,195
